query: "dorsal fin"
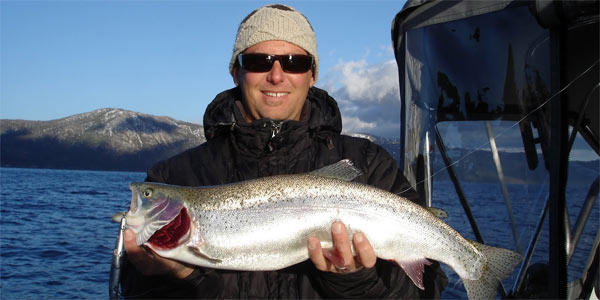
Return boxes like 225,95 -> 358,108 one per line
309,159 -> 362,181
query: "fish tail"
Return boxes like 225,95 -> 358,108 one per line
462,241 -> 522,299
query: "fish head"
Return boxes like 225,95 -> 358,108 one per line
127,182 -> 189,249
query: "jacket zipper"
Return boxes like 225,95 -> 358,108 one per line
270,121 -> 283,138
267,121 -> 283,152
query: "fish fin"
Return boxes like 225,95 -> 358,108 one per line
309,159 -> 362,181
426,207 -> 448,219
462,241 -> 522,299
395,257 -> 433,290
187,242 -> 222,263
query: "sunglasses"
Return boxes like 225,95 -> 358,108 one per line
237,53 -> 314,73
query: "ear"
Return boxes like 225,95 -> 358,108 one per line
232,68 -> 240,86
310,70 -> 316,87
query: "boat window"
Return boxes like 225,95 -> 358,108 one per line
431,121 -> 599,298
395,1 -> 599,298
400,5 -> 552,188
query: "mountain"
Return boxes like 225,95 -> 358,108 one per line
1,108 -> 597,184
1,108 -> 205,171
352,134 -> 597,186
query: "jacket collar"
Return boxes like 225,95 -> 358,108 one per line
203,86 -> 342,140
202,86 -> 342,158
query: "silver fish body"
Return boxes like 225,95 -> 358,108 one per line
122,160 -> 521,299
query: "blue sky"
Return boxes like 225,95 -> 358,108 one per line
1,0 -> 408,137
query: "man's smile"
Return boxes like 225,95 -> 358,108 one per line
263,91 -> 290,97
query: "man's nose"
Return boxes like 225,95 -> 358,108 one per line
267,61 -> 285,84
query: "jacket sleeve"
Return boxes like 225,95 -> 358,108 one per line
309,259 -> 424,299
121,259 -> 210,299
363,143 -> 421,204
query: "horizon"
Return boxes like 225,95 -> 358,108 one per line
3,106 -> 598,162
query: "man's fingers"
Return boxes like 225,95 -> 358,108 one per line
122,229 -> 195,278
353,232 -> 376,268
123,230 -> 143,258
307,237 -> 329,271
331,221 -> 353,268
307,223 -> 378,273
123,229 -> 151,266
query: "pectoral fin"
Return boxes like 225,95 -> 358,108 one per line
187,241 -> 222,263
394,257 -> 433,290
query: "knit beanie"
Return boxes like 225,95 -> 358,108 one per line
229,4 -> 319,81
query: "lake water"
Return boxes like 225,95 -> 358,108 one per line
0,167 -> 597,299
0,168 -> 144,299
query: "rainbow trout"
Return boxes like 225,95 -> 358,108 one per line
117,160 -> 521,299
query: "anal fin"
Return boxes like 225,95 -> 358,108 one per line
394,258 -> 432,290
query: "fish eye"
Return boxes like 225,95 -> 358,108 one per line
143,188 -> 153,198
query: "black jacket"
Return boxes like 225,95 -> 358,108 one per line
121,86 -> 447,299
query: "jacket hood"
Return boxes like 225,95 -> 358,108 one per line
203,86 -> 342,140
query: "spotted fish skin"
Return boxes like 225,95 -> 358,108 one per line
122,160 -> 521,299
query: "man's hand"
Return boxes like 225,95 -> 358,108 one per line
307,221 -> 376,273
123,229 -> 195,279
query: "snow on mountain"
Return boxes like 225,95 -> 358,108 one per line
1,108 -> 205,155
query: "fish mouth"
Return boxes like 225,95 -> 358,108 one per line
146,207 -> 191,250
127,183 -> 186,247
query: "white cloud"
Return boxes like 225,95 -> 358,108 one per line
320,58 -> 402,138
340,116 -> 376,134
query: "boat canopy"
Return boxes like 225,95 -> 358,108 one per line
392,1 -> 598,298
392,0 -> 598,188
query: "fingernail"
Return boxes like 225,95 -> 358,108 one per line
307,238 -> 316,250
332,222 -> 342,234
355,233 -> 363,243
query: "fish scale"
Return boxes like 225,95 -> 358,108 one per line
120,160 -> 522,299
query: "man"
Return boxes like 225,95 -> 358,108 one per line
121,4 -> 447,298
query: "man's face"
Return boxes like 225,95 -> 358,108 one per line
233,40 -> 316,121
